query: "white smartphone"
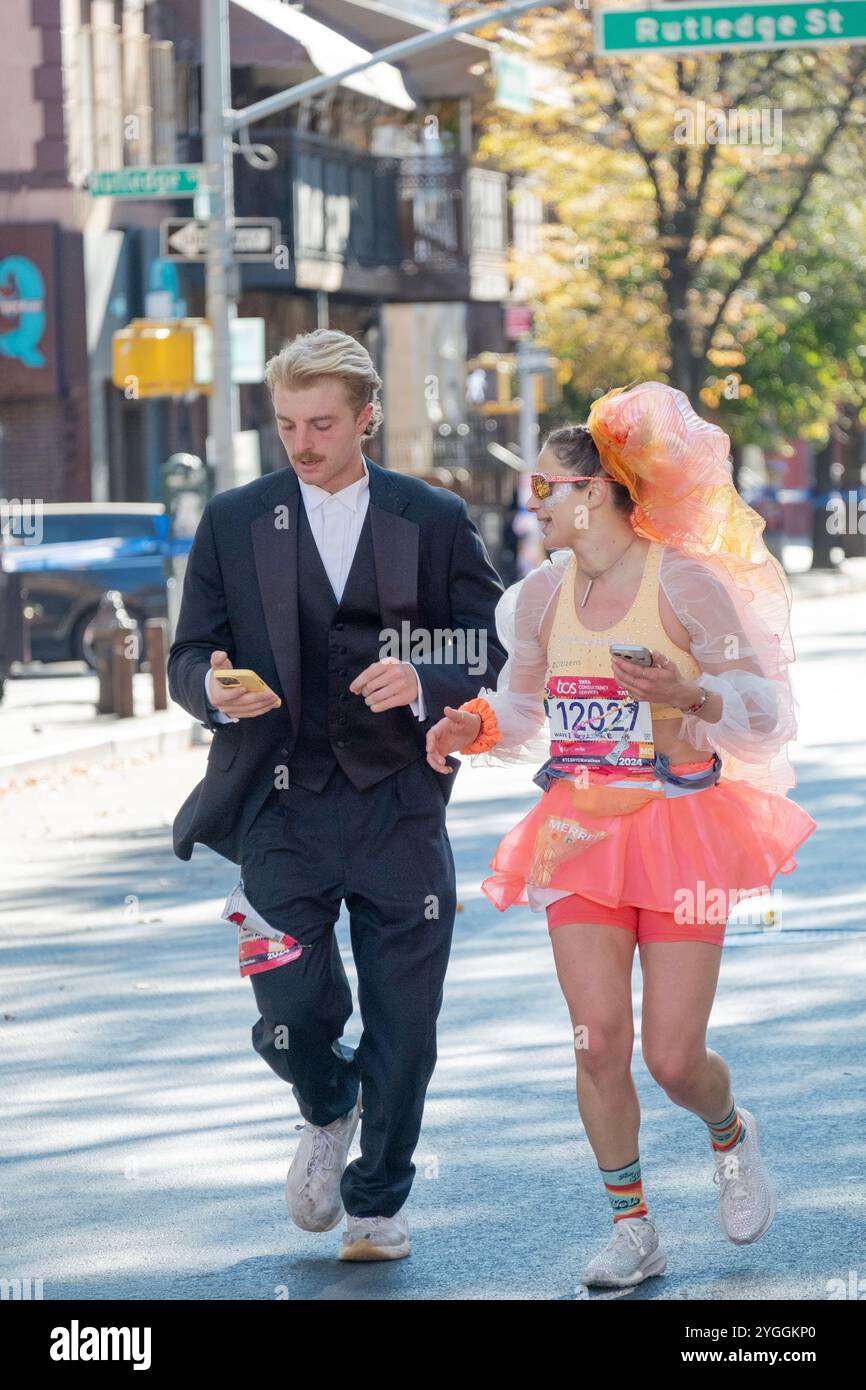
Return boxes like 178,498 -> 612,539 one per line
609,643 -> 653,667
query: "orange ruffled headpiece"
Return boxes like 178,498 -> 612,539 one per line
587,381 -> 761,561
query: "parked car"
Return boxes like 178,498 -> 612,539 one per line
0,503 -> 190,669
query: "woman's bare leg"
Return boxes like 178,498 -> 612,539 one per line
638,940 -> 731,1121
549,921 -> 640,1167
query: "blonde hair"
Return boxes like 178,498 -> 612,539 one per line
264,328 -> 383,439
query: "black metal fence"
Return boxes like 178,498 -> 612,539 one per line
232,131 -> 512,278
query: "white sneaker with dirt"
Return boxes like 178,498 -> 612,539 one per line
338,1209 -> 411,1261
580,1214 -> 667,1288
711,1106 -> 777,1245
285,1093 -> 362,1233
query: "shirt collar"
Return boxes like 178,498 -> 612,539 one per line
296,455 -> 369,512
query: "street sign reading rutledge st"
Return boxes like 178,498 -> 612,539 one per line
88,166 -> 204,197
594,1 -> 866,55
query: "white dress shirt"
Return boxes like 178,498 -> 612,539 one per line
205,455 -> 426,723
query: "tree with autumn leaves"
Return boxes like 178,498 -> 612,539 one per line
458,1 -> 866,452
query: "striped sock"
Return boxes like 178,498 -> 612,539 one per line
706,1100 -> 747,1151
600,1156 -> 649,1223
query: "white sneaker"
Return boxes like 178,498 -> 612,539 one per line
285,1093 -> 362,1233
580,1214 -> 667,1288
338,1209 -> 411,1261
711,1106 -> 777,1245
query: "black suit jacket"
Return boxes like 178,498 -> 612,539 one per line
167,456 -> 507,863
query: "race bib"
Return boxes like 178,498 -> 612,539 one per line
545,674 -> 656,770
221,880 -> 305,978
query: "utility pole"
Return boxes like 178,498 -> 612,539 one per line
201,0 -> 239,496
517,342 -> 539,475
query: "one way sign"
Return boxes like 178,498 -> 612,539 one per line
160,217 -> 281,262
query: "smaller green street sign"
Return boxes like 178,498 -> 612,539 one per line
88,166 -> 205,198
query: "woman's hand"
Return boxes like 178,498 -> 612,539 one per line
426,706 -> 482,773
610,650 -> 689,706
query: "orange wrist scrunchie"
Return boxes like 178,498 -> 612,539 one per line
458,697 -> 501,754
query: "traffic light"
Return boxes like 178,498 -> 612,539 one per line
465,352 -> 563,416
535,367 -> 563,411
465,354 -> 519,415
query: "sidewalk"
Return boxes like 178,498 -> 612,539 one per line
787,554 -> 866,598
0,663 -> 200,793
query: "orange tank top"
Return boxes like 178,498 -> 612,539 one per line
547,542 -> 701,720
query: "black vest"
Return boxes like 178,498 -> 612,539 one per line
282,499 -> 424,794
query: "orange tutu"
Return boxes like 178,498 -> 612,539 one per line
482,767 -> 817,916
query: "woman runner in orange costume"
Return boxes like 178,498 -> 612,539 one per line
426,382 -> 816,1289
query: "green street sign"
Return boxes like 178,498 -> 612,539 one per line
88,166 -> 205,198
595,1 -> 866,56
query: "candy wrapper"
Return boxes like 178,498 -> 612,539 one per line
220,880 -> 305,978
528,815 -> 607,889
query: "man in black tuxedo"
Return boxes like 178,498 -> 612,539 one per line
167,329 -> 505,1261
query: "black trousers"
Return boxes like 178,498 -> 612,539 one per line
239,757 -> 456,1218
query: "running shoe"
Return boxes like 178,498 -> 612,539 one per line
339,1209 -> 411,1261
285,1092 -> 362,1232
711,1105 -> 777,1244
580,1214 -> 667,1287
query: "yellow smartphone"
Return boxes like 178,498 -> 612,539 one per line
213,668 -> 281,706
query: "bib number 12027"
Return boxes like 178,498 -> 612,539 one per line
545,675 -> 655,768
549,696 -> 640,737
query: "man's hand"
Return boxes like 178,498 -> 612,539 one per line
349,657 -> 420,712
426,706 -> 481,773
208,650 -> 280,719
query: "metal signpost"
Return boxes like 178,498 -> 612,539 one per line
517,341 -> 552,471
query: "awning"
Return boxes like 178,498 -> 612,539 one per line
303,0 -> 495,99
230,0 -> 415,110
